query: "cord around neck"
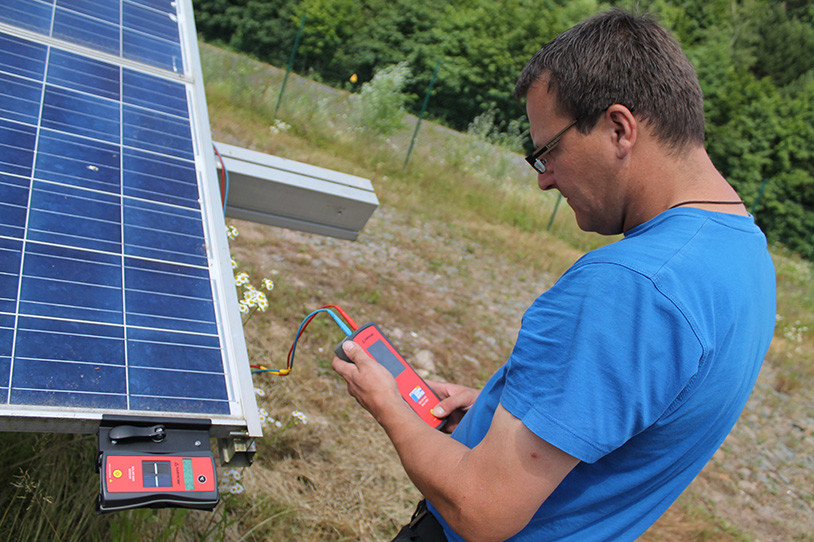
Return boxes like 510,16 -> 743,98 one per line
668,199 -> 744,210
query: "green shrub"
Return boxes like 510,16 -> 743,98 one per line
352,62 -> 413,136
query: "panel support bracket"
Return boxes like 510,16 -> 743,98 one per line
217,432 -> 256,467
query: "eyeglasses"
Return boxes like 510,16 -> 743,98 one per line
524,119 -> 577,174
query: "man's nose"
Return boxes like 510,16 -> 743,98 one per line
537,171 -> 557,191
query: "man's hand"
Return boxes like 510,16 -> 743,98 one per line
331,340 -> 405,423
426,380 -> 480,433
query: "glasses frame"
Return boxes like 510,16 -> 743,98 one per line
525,119 -> 578,174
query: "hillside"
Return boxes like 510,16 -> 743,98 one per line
205,45 -> 813,541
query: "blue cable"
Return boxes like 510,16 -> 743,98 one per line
252,308 -> 352,374
213,144 -> 230,214
222,162 -> 230,212
320,308 -> 353,336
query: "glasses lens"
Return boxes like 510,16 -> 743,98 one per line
525,153 -> 546,173
526,119 -> 576,174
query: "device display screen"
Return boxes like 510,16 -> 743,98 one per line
367,339 -> 405,377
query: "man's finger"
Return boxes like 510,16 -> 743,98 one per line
432,397 -> 461,418
331,353 -> 354,378
431,388 -> 478,418
341,340 -> 375,366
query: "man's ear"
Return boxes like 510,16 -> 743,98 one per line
606,104 -> 637,159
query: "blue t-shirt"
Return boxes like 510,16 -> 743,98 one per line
428,209 -> 775,541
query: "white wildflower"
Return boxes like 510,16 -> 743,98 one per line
242,285 -> 261,307
256,291 -> 268,312
234,272 -> 250,286
222,468 -> 241,479
292,410 -> 308,424
229,483 -> 244,494
270,119 -> 291,133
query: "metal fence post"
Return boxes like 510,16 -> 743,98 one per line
547,193 -> 563,230
274,15 -> 307,119
404,60 -> 441,168
751,178 -> 770,216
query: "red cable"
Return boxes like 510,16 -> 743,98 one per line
283,305 -> 357,372
320,304 -> 359,330
285,312 -> 321,369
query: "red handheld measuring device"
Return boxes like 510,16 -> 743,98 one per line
335,322 -> 446,430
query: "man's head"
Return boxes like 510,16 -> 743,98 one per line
515,9 -> 705,152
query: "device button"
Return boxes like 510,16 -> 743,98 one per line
113,469 -> 123,479
198,475 -> 207,484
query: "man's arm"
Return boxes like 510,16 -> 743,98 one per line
332,341 -> 579,542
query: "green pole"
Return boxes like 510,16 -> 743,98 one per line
404,60 -> 441,168
274,15 -> 306,119
750,178 -> 770,215
546,193 -> 563,231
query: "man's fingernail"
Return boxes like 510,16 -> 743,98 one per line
432,406 -> 444,417
342,341 -> 355,352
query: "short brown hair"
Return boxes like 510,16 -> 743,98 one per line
515,9 -> 705,150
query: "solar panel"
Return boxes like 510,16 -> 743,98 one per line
0,1 -> 260,440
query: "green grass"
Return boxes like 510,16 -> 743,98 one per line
0,432 -> 108,541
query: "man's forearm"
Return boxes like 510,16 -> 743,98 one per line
375,398 -> 522,542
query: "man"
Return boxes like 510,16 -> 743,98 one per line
332,9 -> 775,542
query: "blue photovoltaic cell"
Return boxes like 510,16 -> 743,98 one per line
41,86 -> 121,143
53,5 -> 120,56
0,17 -> 230,417
123,69 -> 187,117
34,130 -> 121,193
122,105 -> 194,161
0,0 -> 53,35
0,120 -> 37,178
122,1 -> 183,73
0,239 -> 24,314
26,180 -> 122,253
0,32 -> 47,79
1,0 -> 184,74
123,198 -> 207,267
47,49 -> 121,101
123,148 -> 199,208
0,73 -> 43,125
59,0 -> 120,24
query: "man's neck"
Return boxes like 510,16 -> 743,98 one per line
623,145 -> 746,231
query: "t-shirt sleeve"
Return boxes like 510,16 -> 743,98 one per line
500,262 -> 704,463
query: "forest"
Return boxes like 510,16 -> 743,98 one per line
193,0 -> 814,259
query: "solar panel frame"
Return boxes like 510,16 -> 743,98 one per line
0,0 -> 261,439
